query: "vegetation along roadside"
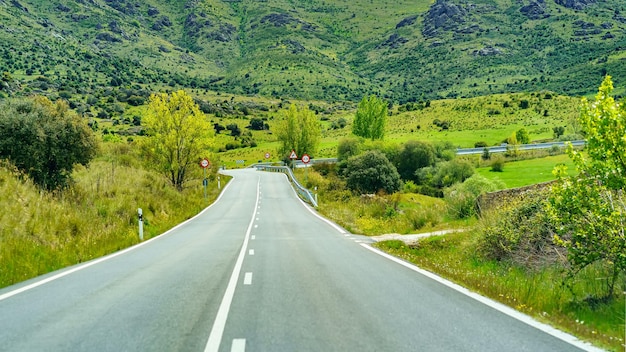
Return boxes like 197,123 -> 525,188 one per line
294,78 -> 625,351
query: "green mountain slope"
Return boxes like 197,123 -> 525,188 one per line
1,0 -> 625,102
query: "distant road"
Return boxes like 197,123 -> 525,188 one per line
0,169 -> 598,351
284,140 -> 586,167
455,140 -> 586,155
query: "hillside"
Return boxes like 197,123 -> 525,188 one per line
1,0 -> 626,102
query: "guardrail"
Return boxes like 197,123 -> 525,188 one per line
256,165 -> 318,208
455,140 -> 586,155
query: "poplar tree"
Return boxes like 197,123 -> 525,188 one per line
276,104 -> 321,160
352,95 -> 387,140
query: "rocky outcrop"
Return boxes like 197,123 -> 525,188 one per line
208,24 -> 236,42
96,32 -> 121,43
554,0 -> 596,10
379,33 -> 408,49
56,4 -> 71,12
260,13 -> 316,32
396,15 -> 418,29
520,0 -> 549,20
422,0 -> 467,37
10,0 -> 28,12
152,16 -> 172,31
472,46 -> 503,56
104,0 -> 138,15
280,39 -> 306,54
184,12 -> 212,37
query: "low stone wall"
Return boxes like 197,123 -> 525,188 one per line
478,180 -> 556,214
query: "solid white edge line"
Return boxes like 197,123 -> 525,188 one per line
0,176 -> 236,303
204,177 -> 259,352
359,244 -> 604,352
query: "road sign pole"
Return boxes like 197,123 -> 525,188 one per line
203,167 -> 207,199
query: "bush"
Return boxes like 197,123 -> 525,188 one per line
477,190 -> 561,269
0,97 -> 98,190
429,159 -> 474,188
337,137 -> 361,162
445,174 -> 503,219
474,141 -> 488,148
226,123 -> 241,136
490,155 -> 505,172
247,117 -> 265,130
344,150 -> 401,194
395,140 -> 435,182
481,147 -> 491,160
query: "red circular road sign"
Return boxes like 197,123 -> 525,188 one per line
264,152 -> 271,159
301,154 -> 310,164
200,159 -> 210,168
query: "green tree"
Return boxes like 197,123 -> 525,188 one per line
337,137 -> 361,162
0,97 -> 97,190
276,104 -> 321,160
344,150 -> 401,194
395,140 -> 436,182
515,128 -> 530,144
352,95 -> 387,140
548,76 -> 626,298
141,90 -> 213,191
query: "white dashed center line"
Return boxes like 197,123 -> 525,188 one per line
231,338 -> 246,352
244,272 -> 253,285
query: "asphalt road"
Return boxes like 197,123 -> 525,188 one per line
0,169 -> 599,351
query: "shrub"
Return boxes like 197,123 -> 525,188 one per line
337,137 -> 361,162
247,117 -> 265,130
344,150 -> 401,194
429,159 -> 475,188
490,155 -> 505,172
0,97 -> 98,190
481,147 -> 491,160
477,190 -> 561,269
445,174 -> 502,219
396,140 -> 436,182
226,123 -> 241,136
474,141 -> 488,148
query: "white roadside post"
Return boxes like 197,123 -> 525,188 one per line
138,208 -> 143,241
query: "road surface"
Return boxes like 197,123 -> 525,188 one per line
0,169 -> 598,351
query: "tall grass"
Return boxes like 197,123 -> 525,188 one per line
0,142 -> 227,288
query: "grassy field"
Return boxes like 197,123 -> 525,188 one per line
476,154 -> 576,189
